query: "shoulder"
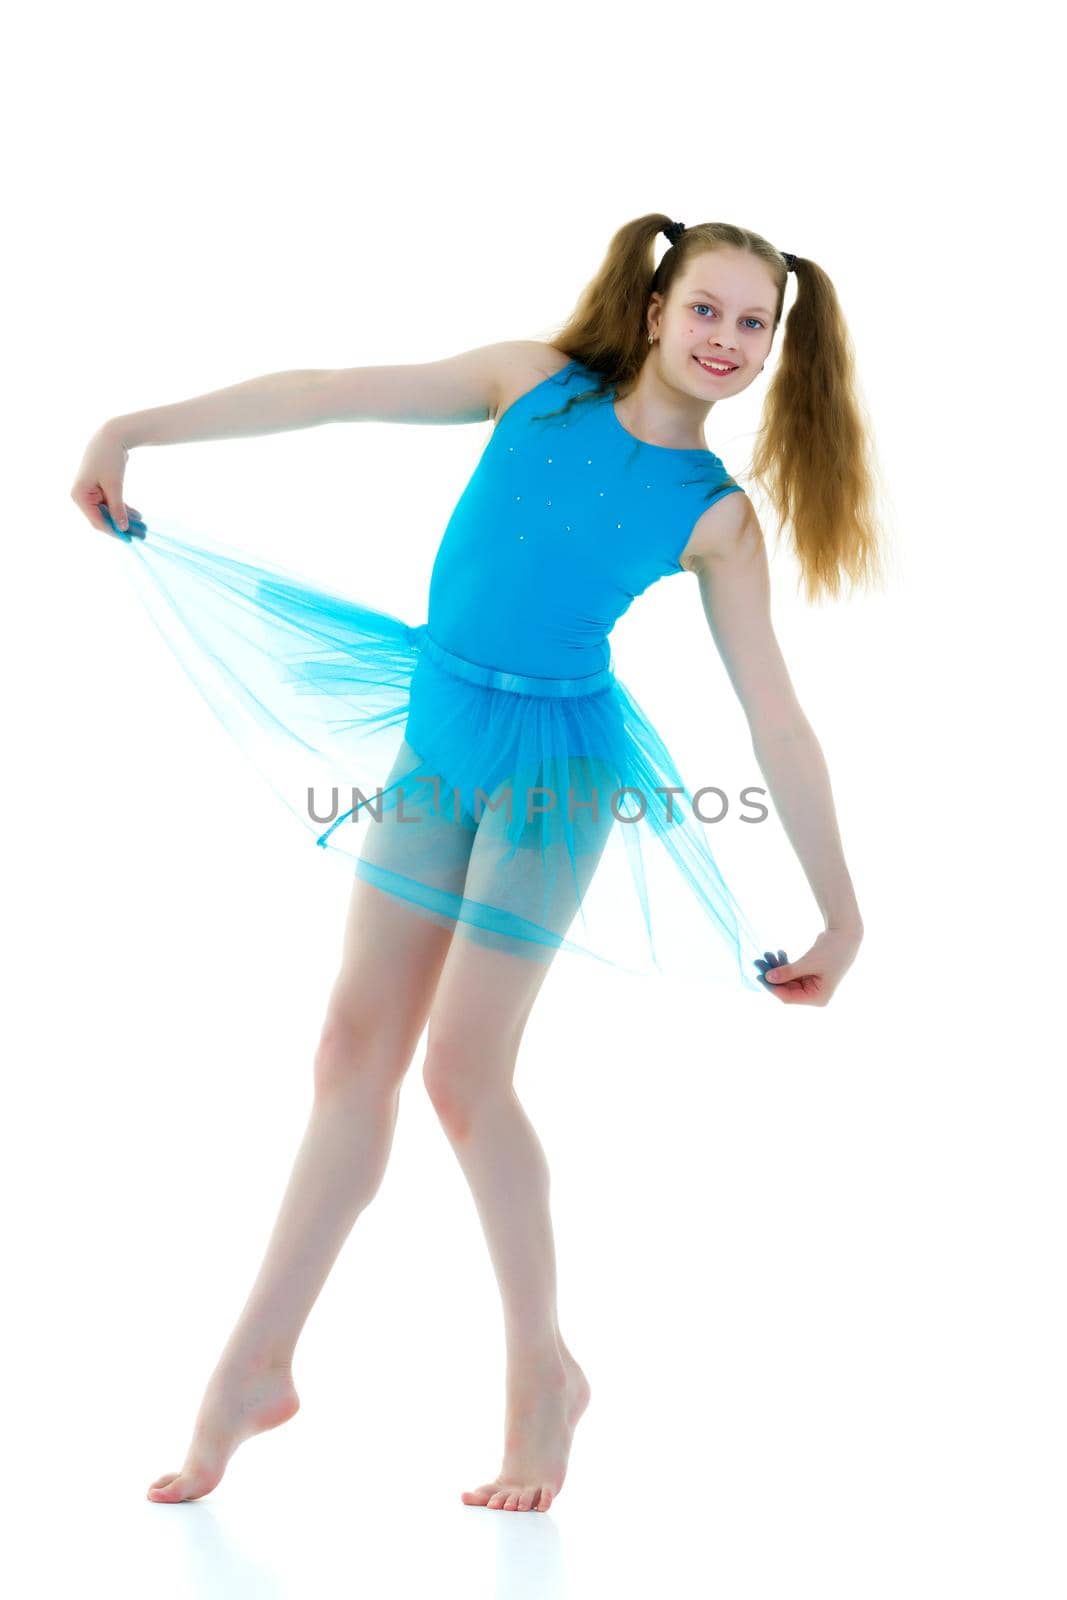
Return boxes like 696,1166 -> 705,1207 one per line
490,342 -> 576,421
677,487 -> 761,573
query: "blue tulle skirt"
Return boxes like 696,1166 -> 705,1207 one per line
106,509 -> 768,993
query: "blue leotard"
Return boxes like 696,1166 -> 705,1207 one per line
423,357 -> 744,679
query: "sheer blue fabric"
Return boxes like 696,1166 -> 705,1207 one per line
104,358 -> 770,991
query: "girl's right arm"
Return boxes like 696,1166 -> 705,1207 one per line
70,341 -> 547,537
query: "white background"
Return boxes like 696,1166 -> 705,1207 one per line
4,0 -> 1063,1595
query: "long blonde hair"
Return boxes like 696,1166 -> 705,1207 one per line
541,213 -> 889,604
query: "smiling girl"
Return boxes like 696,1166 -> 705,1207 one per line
71,213 -> 886,1513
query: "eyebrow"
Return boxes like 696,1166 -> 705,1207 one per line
688,289 -> 774,318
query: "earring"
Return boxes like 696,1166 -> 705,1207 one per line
648,334 -> 655,344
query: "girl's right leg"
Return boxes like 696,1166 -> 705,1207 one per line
148,740 -> 474,1503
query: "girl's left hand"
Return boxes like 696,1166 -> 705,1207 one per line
755,927 -> 862,1006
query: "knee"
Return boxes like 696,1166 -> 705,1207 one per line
421,1037 -> 465,1126
313,1008 -> 410,1096
421,1032 -> 513,1137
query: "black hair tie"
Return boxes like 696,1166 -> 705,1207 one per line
662,222 -> 797,274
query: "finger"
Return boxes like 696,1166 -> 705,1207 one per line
774,974 -> 827,1005
88,486 -> 128,533
767,976 -> 807,1001
93,502 -> 118,535
72,488 -> 109,534
98,503 -> 130,541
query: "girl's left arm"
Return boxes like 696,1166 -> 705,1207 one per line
683,492 -> 863,1004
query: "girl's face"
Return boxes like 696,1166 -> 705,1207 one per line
648,248 -> 779,400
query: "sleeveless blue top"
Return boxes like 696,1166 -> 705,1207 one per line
423,358 -> 743,680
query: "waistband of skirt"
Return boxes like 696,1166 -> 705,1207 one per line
407,623 -> 613,699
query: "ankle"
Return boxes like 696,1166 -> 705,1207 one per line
555,1333 -> 577,1368
216,1342 -> 295,1379
506,1340 -> 569,1379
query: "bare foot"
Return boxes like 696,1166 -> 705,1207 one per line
461,1350 -> 591,1513
147,1359 -> 301,1503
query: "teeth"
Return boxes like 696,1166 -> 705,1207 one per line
697,358 -> 736,372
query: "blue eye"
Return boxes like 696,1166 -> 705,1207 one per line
693,303 -> 765,331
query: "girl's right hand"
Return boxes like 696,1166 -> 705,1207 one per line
70,424 -> 142,539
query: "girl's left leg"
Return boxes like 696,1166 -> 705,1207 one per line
424,937 -> 592,1515
422,769 -> 614,1513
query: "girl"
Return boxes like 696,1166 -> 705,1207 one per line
70,214 -> 883,1514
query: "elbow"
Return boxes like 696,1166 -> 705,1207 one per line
748,705 -> 813,748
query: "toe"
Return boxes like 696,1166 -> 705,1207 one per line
487,1490 -> 508,1509
147,1461 -> 221,1503
461,1483 -> 497,1506
503,1491 -> 520,1511
147,1474 -> 184,1501
516,1486 -> 538,1511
